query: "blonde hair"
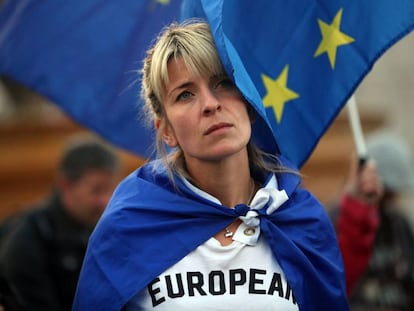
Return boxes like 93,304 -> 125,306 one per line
141,20 -> 290,181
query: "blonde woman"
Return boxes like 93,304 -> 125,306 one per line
73,21 -> 348,311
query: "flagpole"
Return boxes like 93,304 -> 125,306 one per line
346,95 -> 367,165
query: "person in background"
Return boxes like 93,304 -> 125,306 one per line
73,20 -> 348,310
0,135 -> 121,311
334,131 -> 414,311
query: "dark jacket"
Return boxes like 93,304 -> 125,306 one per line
0,193 -> 92,311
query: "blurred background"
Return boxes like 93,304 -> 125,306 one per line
0,19 -> 413,227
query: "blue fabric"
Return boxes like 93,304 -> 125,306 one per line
1,1 -> 413,166
0,0 -> 183,158
182,0 -> 414,167
72,156 -> 348,311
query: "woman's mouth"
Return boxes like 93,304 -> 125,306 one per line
204,123 -> 232,135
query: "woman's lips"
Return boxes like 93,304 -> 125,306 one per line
204,122 -> 232,135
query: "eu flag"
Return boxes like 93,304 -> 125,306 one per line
1,0 -> 414,167
0,0 -> 183,158
182,0 -> 414,167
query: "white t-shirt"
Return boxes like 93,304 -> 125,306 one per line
125,175 -> 298,310
126,235 -> 298,310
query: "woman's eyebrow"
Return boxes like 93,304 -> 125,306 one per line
167,81 -> 193,97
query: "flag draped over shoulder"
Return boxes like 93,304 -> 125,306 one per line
0,0 -> 183,158
73,157 -> 348,310
182,0 -> 414,167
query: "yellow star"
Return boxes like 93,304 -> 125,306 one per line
261,65 -> 299,124
314,8 -> 355,69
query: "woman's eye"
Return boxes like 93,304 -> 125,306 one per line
176,90 -> 192,101
217,78 -> 235,89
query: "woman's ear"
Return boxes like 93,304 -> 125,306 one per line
155,119 -> 178,147
163,131 -> 178,147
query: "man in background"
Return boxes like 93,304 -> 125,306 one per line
0,135 -> 121,311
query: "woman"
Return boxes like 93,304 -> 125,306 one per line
73,21 -> 348,310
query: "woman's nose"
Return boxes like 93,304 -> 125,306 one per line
201,89 -> 221,115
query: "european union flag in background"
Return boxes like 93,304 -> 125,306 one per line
1,0 -> 414,167
0,0 -> 183,158
182,0 -> 414,167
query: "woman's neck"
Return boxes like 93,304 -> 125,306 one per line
185,152 -> 255,207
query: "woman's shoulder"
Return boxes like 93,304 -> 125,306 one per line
102,160 -> 176,217
112,160 -> 168,192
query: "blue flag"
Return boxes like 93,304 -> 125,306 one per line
182,0 -> 414,167
1,1 -> 414,167
0,0 -> 183,158
73,156 -> 348,310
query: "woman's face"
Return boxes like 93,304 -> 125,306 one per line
158,57 -> 252,164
